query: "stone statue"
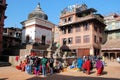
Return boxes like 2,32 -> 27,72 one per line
63,52 -> 67,59
54,45 -> 61,58
47,44 -> 52,58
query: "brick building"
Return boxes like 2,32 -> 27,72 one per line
0,0 -> 7,55
58,4 -> 106,57
3,27 -> 22,48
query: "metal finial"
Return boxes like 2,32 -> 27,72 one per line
36,2 -> 41,10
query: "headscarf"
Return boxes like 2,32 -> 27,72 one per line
96,60 -> 103,69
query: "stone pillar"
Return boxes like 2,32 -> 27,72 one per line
63,52 -> 67,64
90,47 -> 94,56
47,49 -> 52,58
53,56 -> 57,68
101,52 -> 104,56
115,52 -> 118,59
47,44 -> 52,58
108,52 -> 111,61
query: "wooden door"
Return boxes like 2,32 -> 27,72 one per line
77,48 -> 90,57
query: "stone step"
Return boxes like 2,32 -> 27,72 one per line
0,62 -> 11,67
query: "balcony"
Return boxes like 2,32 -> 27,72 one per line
77,14 -> 104,22
59,14 -> 104,27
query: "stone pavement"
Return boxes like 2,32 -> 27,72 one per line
0,61 -> 120,80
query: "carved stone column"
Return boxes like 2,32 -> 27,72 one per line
47,44 -> 52,58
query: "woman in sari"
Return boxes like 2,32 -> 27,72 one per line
96,57 -> 104,76
77,58 -> 83,71
82,57 -> 91,75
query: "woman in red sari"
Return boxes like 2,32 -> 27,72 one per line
16,61 -> 22,70
21,60 -> 27,71
82,57 -> 91,75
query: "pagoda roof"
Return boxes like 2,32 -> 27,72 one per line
101,39 -> 120,50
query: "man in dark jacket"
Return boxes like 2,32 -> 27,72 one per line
49,55 -> 54,74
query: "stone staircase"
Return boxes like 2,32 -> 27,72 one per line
0,61 -> 11,67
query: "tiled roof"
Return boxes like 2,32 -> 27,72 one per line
101,39 -> 120,50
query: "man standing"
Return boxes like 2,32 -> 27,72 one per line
41,55 -> 48,77
49,55 -> 54,74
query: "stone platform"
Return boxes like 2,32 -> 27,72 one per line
0,62 -> 11,67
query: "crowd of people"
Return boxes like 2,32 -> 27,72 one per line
16,54 -> 66,77
70,55 -> 105,76
16,54 -> 105,77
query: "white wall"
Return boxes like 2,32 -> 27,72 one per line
35,27 -> 52,44
22,18 -> 53,44
22,27 -> 35,43
22,29 -> 25,43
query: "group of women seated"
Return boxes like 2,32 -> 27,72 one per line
69,55 -> 104,76
16,55 -> 104,76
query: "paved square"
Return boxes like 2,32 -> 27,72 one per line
0,61 -> 120,80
